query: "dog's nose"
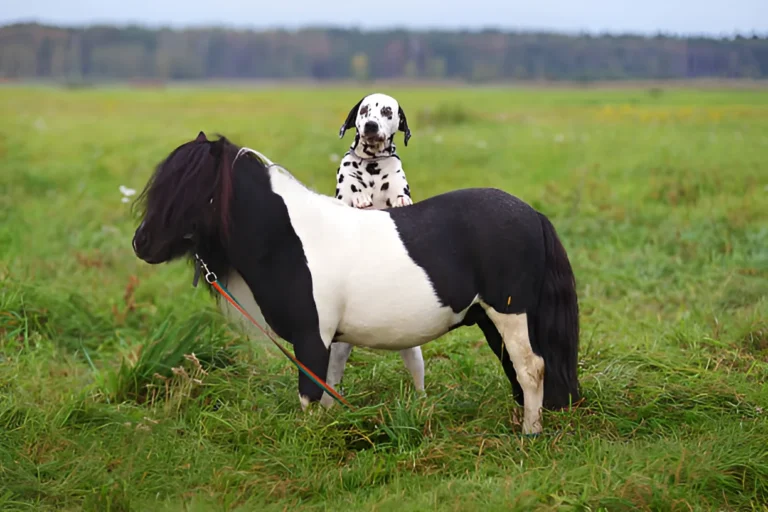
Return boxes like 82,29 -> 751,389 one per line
364,121 -> 379,134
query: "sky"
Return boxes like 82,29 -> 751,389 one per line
2,0 -> 767,37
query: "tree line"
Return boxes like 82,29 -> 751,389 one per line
1,22 -> 767,82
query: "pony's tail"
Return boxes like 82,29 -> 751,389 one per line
528,212 -> 580,410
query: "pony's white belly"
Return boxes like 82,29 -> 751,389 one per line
336,301 -> 465,350
333,262 -> 478,350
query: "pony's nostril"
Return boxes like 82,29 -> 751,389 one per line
133,230 -> 148,253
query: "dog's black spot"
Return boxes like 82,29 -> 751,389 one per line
335,187 -> 339,196
337,194 -> 343,200
351,184 -> 358,193
403,186 -> 411,197
352,162 -> 359,169
343,162 -> 351,167
382,174 -> 389,179
369,181 -> 374,187
386,198 -> 392,207
381,182 -> 390,191
357,177 -> 365,185
339,174 -> 345,183
366,163 -> 381,175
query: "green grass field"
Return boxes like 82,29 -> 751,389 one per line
1,84 -> 767,511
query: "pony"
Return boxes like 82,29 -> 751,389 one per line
131,132 -> 580,435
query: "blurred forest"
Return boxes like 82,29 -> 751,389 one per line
1,22 -> 767,82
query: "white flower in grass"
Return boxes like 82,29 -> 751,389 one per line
329,153 -> 340,163
554,134 -> 565,143
433,135 -> 443,144
476,140 -> 488,149
120,185 -> 136,204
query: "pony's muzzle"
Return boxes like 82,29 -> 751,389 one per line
132,223 -> 149,257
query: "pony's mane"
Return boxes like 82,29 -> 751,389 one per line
132,135 -> 262,238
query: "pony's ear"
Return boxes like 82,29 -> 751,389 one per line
195,131 -> 208,142
209,136 -> 225,157
398,106 -> 411,146
339,97 -> 365,139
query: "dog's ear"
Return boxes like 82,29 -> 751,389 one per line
195,131 -> 208,142
398,106 -> 412,146
339,97 -> 365,139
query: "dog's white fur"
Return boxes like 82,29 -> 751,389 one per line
326,93 -> 424,403
335,93 -> 414,209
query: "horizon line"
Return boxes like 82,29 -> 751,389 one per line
2,18 -> 767,40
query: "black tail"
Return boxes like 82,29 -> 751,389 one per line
529,212 -> 580,410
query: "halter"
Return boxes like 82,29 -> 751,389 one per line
189,147 -> 352,409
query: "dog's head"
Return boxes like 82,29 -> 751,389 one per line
339,93 -> 411,148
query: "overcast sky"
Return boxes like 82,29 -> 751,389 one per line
2,0 -> 767,36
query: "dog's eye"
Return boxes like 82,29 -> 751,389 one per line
381,106 -> 393,117
360,105 -> 369,116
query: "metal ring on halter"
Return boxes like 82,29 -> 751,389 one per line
194,253 -> 217,284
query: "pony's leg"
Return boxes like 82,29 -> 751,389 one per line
320,341 -> 353,408
399,347 -> 425,393
481,305 -> 545,435
293,333 -> 332,410
476,312 -> 524,406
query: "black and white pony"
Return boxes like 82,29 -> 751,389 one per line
131,132 -> 581,434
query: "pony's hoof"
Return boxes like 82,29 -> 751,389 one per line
319,392 -> 337,409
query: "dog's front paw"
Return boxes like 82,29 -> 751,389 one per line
394,195 -> 413,207
351,191 -> 373,209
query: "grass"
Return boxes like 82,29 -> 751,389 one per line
1,83 -> 767,511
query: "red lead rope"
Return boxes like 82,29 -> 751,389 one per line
209,280 -> 354,410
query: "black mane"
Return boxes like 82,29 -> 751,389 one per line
132,133 -> 240,238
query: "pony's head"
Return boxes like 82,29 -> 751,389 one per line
132,131 -> 238,264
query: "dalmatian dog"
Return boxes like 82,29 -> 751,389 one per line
320,93 -> 425,407
334,93 -> 414,209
